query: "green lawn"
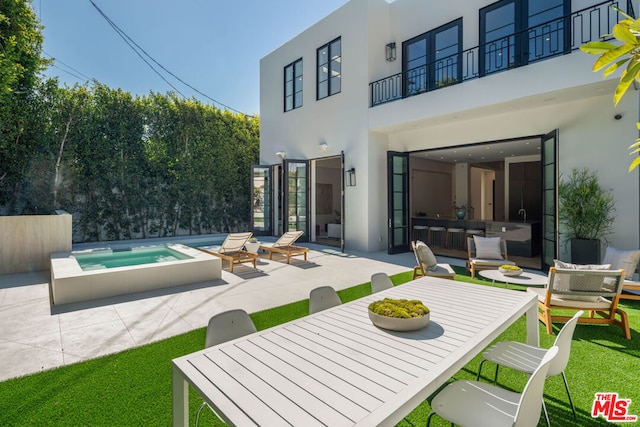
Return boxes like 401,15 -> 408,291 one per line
1,269 -> 639,426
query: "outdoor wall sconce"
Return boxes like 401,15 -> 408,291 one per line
386,42 -> 396,61
346,167 -> 356,187
276,151 -> 286,160
318,142 -> 329,152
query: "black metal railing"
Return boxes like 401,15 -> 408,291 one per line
370,0 -> 621,107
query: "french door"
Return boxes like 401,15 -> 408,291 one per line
387,152 -> 410,254
251,165 -> 273,236
283,159 -> 310,241
541,129 -> 559,271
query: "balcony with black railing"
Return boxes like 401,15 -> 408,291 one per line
370,0 -> 632,108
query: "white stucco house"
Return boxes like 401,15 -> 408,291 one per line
255,0 -> 639,271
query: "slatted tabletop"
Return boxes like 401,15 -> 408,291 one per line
172,277 -> 538,426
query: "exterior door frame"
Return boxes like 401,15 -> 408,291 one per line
283,159 -> 310,242
541,129 -> 559,271
387,151 -> 410,254
250,165 -> 274,236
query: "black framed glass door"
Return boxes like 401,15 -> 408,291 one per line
283,159 -> 309,241
251,165 -> 273,236
387,151 -> 410,254
541,129 -> 559,271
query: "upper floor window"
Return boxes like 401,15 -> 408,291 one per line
284,59 -> 303,112
317,37 -> 341,100
480,0 -> 569,75
402,19 -> 462,96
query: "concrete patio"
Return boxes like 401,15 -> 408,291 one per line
0,241 -> 462,382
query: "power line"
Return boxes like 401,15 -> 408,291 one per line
89,0 -> 254,117
89,0 -> 188,99
44,51 -> 92,81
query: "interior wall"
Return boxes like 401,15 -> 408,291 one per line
315,159 -> 342,236
410,157 -> 454,218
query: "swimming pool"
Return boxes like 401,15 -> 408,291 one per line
74,246 -> 193,271
50,244 -> 222,305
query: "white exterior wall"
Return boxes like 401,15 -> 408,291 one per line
260,0 -> 640,253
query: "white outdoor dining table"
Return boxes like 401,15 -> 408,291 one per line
172,276 -> 539,427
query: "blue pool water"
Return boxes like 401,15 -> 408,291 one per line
74,247 -> 192,271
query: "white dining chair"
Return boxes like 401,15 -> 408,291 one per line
309,286 -> 341,314
477,310 -> 583,424
370,272 -> 394,293
196,309 -> 257,426
427,346 -> 559,427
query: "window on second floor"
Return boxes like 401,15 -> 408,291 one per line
480,0 -> 569,76
402,19 -> 462,97
317,37 -> 341,100
284,58 -> 303,112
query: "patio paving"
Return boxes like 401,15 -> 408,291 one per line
0,241 -> 463,382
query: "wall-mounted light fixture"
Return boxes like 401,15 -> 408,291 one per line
345,167 -> 356,187
276,151 -> 286,160
385,42 -> 396,61
318,142 -> 329,152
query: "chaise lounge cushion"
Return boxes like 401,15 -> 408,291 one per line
602,247 -> 640,280
473,236 -> 503,260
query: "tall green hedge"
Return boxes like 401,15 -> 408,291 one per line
2,81 -> 260,242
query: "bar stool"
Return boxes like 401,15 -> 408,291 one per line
446,227 -> 466,250
428,226 -> 446,247
412,225 -> 429,242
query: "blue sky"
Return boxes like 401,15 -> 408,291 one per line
36,1 -> 349,115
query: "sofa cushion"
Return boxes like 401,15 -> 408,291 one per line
602,247 -> 640,280
473,236 -> 503,260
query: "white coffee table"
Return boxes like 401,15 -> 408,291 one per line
479,269 -> 548,288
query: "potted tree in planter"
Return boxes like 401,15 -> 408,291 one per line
558,168 -> 616,264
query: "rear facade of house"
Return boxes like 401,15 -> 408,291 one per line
256,0 -> 640,271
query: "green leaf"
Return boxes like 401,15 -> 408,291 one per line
614,61 -> 640,105
580,41 -> 617,54
603,58 -> 630,77
629,156 -> 640,172
613,23 -> 638,44
593,44 -> 636,71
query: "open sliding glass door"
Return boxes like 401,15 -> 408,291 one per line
251,165 -> 273,236
387,152 -> 410,254
283,159 -> 310,242
541,130 -> 559,271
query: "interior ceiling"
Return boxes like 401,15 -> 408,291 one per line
410,137 -> 541,164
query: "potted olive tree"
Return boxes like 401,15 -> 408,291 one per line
558,168 -> 616,264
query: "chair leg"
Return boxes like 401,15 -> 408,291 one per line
542,399 -> 550,427
562,371 -> 577,419
195,401 -> 208,427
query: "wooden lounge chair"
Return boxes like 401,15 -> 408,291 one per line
198,232 -> 257,273
527,267 -> 630,339
466,236 -> 515,278
411,241 -> 455,280
260,231 -> 308,264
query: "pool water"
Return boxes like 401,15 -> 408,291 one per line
74,247 -> 193,271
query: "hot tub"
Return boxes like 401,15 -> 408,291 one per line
50,244 -> 222,305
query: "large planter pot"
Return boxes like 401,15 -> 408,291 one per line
570,238 -> 601,264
